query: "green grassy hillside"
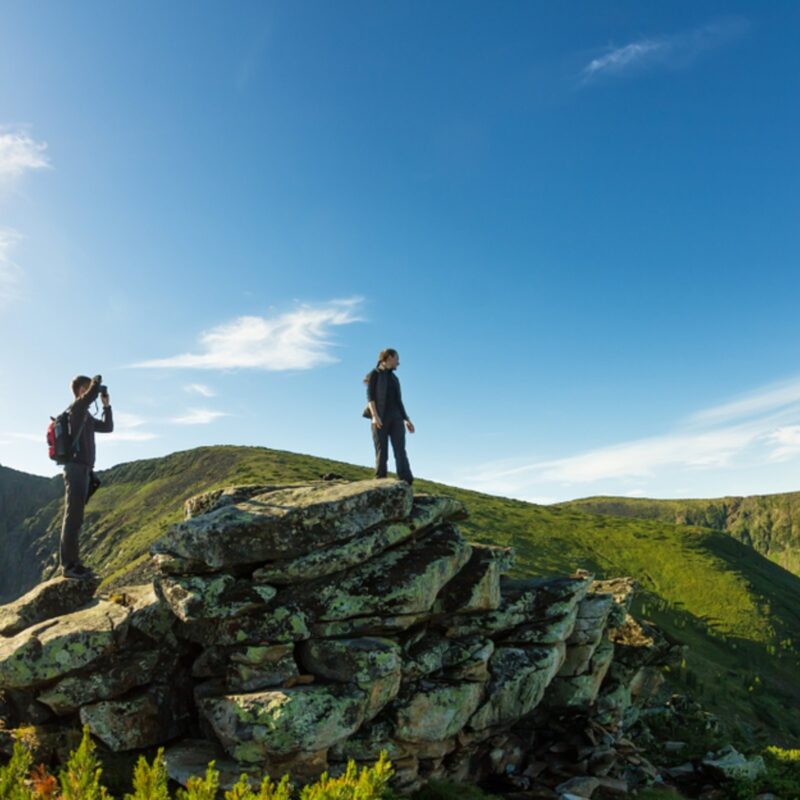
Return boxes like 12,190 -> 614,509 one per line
4,445 -> 800,745
559,493 -> 800,576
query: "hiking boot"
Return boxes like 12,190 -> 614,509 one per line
60,564 -> 97,580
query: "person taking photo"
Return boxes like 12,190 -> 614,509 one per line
59,374 -> 114,579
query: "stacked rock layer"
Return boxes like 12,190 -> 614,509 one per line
0,479 -> 674,794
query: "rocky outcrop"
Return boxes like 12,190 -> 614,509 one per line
0,479 -> 676,795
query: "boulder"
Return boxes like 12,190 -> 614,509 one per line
152,480 -> 413,569
0,599 -> 130,689
184,484 -> 304,519
443,576 -> 590,638
156,573 -> 276,623
469,643 -> 565,730
179,603 -> 310,647
253,496 -> 467,586
38,648 -> 166,715
702,745 -> 767,782
298,525 -> 472,622
0,577 -> 98,637
200,684 -> 367,761
310,612 -> 430,638
227,644 -> 298,692
298,638 -> 401,719
394,681 -> 484,742
544,639 -> 615,709
433,545 -> 514,615
404,634 -> 494,682
110,585 -> 178,644
80,682 -> 188,751
499,605 -> 579,646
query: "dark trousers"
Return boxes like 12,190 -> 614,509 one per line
372,417 -> 413,484
60,463 -> 91,568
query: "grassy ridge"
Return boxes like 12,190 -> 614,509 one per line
6,445 -> 800,744
559,493 -> 800,576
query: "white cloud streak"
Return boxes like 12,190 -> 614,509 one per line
133,298 -> 364,371
461,374 -> 800,501
170,408 -> 230,426
184,383 -> 216,398
0,131 -> 50,178
581,18 -> 747,82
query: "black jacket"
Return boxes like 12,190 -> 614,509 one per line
68,380 -> 114,468
366,368 -> 409,422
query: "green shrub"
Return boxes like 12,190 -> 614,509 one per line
300,753 -> 393,800
225,773 -> 291,800
124,749 -> 170,800
0,738 -> 34,800
58,728 -> 111,800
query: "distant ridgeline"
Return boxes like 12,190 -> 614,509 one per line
0,479 -> 682,795
558,493 -> 800,577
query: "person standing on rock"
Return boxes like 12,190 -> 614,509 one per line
59,374 -> 114,579
364,349 -> 414,485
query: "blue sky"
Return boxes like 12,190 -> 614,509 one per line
1,1 -> 799,503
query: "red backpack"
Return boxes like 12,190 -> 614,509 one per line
47,408 -> 86,465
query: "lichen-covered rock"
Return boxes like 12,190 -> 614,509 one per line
394,681 -> 484,742
443,576 -> 590,638
0,577 -> 98,638
184,485 -> 303,520
104,585 -> 178,646
227,644 -> 298,692
80,682 -> 188,750
253,496 -> 467,586
310,612 -> 430,638
200,684 -> 367,761
469,643 -> 565,730
403,634 -> 494,683
156,573 -> 276,623
433,545 -> 513,615
153,480 -> 413,569
544,638 -> 615,709
499,604 -> 579,646
299,638 -> 401,719
299,525 -> 472,622
702,746 -> 767,782
179,604 -> 310,647
38,648 -> 166,715
591,578 -> 636,628
567,593 -> 615,646
0,599 -> 130,689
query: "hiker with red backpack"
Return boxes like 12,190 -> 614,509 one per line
51,375 -> 114,579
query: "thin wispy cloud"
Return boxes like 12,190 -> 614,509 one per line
133,298 -> 364,371
0,130 -> 50,179
0,230 -> 23,306
461,373 -> 800,502
184,383 -> 216,398
170,408 -> 230,426
581,18 -> 748,83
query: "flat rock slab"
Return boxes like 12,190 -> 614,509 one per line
253,496 -> 467,586
469,643 -> 565,730
433,544 -> 513,615
179,604 -> 310,647
0,577 -> 98,638
38,648 -> 165,715
394,682 -> 484,743
403,634 -> 494,682
184,484 -> 306,519
152,479 -> 413,570
200,684 -> 367,761
543,639 -> 615,710
0,599 -> 130,689
80,682 -> 188,751
227,644 -> 299,692
298,525 -> 472,621
299,638 -> 402,719
444,576 -> 590,638
156,573 -> 276,623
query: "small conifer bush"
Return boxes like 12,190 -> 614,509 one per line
0,730 -> 395,800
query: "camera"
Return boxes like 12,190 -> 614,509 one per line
99,385 -> 108,395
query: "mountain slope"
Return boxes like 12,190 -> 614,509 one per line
3,445 -> 800,744
558,493 -> 800,576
